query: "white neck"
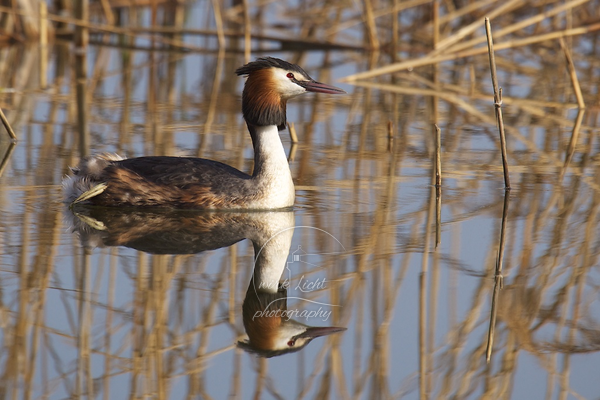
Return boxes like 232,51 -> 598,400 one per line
249,125 -> 295,209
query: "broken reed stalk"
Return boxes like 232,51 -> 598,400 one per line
486,189 -> 510,363
485,18 -> 511,190
286,122 -> 297,163
287,122 -> 298,143
435,185 -> 441,248
434,124 -> 441,187
559,108 -> 585,182
434,124 -> 441,247
559,37 -> 585,109
0,106 -> 17,141
387,120 -> 394,152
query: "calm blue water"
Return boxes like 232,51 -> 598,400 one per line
0,6 -> 599,398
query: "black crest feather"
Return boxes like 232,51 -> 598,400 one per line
235,57 -> 312,80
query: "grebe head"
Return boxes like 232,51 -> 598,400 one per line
236,57 -> 345,130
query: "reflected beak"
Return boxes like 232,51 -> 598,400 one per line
298,80 -> 346,94
299,326 -> 347,339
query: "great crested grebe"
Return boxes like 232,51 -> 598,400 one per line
63,57 -> 345,209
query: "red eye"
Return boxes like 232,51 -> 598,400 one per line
286,72 -> 295,79
287,340 -> 295,346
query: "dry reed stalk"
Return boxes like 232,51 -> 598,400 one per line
0,106 -> 17,141
434,124 -> 441,187
88,47 -> 111,102
485,18 -> 510,189
387,120 -> 393,152
341,22 -> 600,81
559,37 -> 586,109
288,122 -> 298,143
325,0 -> 431,36
436,0 -> 502,25
211,0 -> 225,49
433,0 -> 440,49
348,81 -> 573,174
363,0 -> 380,49
438,0 -> 591,56
242,0 -> 251,62
435,185 -> 441,248
39,1 -> 47,89
147,62 -> 157,154
486,190 -> 510,363
99,0 -> 115,25
147,1 -> 159,153
433,0 -> 523,54
391,0 -> 399,62
391,71 -> 580,110
74,0 -> 89,157
0,5 -> 195,51
198,52 -> 224,157
559,109 -> 585,182
434,124 -> 441,247
126,26 -> 365,51
118,51 -> 133,152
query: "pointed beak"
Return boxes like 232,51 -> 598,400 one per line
298,80 -> 346,95
299,326 -> 347,339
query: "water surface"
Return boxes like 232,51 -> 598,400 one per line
1,3 -> 600,398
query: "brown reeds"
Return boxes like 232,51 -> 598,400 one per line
74,0 -> 89,157
39,1 -> 48,89
0,1 -> 599,399
288,122 -> 299,144
485,18 -> 510,189
434,124 -> 441,248
342,23 -> 600,82
387,120 -> 393,152
0,105 -> 16,141
559,37 -> 586,109
434,124 -> 441,187
559,109 -> 586,182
